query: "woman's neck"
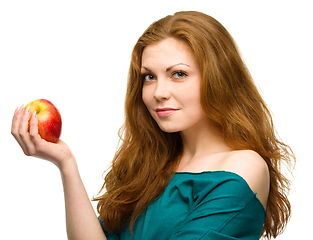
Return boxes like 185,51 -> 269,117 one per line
178,120 -> 232,170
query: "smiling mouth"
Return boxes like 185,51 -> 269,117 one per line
155,108 -> 178,117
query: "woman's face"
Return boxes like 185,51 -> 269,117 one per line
141,38 -> 208,134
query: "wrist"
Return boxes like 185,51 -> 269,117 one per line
58,157 -> 79,177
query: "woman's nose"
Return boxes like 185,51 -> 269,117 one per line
153,79 -> 171,101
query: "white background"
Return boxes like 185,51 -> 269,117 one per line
1,0 -> 311,239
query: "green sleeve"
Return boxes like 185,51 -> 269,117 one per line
98,216 -> 119,240
168,177 -> 265,240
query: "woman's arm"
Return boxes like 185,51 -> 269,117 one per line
11,105 -> 107,240
60,158 -> 107,240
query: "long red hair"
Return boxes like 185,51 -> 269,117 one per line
93,11 -> 295,239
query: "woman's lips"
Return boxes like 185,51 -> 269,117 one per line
156,108 -> 178,117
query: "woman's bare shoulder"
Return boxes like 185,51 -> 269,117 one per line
221,150 -> 270,208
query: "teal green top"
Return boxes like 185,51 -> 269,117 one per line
99,171 -> 266,240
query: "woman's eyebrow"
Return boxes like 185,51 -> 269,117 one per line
141,63 -> 191,72
166,63 -> 190,72
141,66 -> 151,72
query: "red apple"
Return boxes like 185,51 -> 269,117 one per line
25,99 -> 62,143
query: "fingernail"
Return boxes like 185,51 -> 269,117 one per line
32,111 -> 37,120
19,104 -> 24,111
25,106 -> 30,113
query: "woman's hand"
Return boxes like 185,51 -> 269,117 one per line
12,105 -> 107,239
11,105 -> 74,170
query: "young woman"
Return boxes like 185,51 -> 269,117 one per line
11,11 -> 295,240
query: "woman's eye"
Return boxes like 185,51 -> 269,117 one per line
172,71 -> 187,79
143,74 -> 155,82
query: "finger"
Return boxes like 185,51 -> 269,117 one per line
11,105 -> 24,137
19,106 -> 36,155
29,114 -> 69,164
29,111 -> 42,147
11,105 -> 30,154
